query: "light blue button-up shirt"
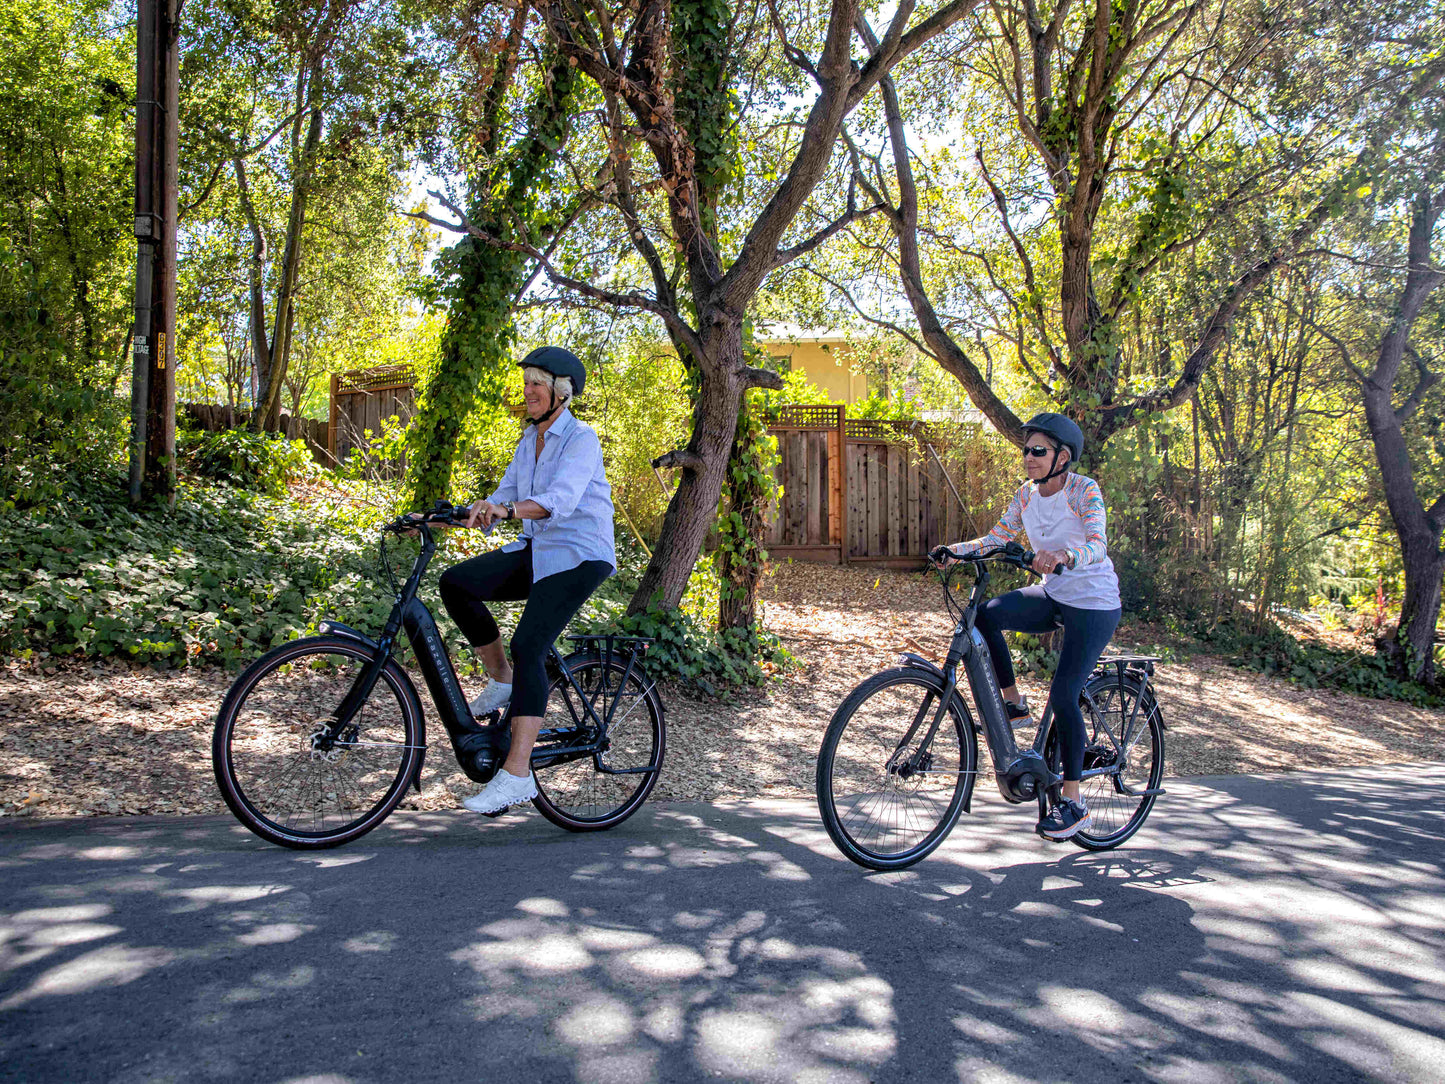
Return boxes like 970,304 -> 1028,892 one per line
486,408 -> 616,582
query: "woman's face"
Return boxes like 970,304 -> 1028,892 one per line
523,375 -> 553,419
1023,435 -> 1066,482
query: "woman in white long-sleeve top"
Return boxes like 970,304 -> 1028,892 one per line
438,346 -> 616,817
937,413 -> 1121,842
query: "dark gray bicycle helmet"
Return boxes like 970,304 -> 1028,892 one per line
1022,412 -> 1083,462
518,345 -> 586,397
1022,412 -> 1084,481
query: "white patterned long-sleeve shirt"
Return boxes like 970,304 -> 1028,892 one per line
950,474 -> 1120,610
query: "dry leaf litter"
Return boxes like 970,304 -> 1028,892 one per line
4,562 -> 1443,818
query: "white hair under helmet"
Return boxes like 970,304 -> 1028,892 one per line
523,366 -> 573,401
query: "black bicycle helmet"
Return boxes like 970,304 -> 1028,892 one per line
1022,412 -> 1084,464
518,345 -> 586,397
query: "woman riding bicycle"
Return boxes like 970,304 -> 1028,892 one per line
937,413 -> 1121,842
438,346 -> 616,817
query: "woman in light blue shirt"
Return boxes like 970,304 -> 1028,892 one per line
438,346 -> 616,816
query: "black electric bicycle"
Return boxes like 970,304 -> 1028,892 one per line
212,502 -> 665,850
816,542 -> 1165,870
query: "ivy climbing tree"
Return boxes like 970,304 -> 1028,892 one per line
716,383 -> 780,634
439,0 -> 984,618
407,21 -> 580,509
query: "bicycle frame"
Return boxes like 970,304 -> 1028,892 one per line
313,514 -> 652,788
897,550 -> 1161,811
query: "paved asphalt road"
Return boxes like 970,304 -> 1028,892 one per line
2,764 -> 1443,1084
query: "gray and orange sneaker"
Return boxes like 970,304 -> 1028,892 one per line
1038,798 -> 1091,841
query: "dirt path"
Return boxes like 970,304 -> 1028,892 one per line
3,563 -> 1443,819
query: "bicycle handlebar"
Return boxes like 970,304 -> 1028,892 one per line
928,542 -> 1065,577
383,500 -> 472,534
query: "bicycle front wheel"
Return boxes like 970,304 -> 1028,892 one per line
213,635 -> 424,849
1045,672 -> 1164,851
816,668 -> 976,871
531,652 -> 665,832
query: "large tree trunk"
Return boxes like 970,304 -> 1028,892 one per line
1360,189 -> 1445,683
628,339 -> 744,614
716,394 -> 775,632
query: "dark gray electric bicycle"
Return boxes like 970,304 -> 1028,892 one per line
816,542 -> 1165,870
212,502 -> 665,850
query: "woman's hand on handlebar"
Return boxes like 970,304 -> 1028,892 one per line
928,544 -> 960,568
1032,548 -> 1070,576
465,500 -> 507,530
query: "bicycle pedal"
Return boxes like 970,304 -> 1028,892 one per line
479,805 -> 509,818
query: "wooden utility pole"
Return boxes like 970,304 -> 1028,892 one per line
129,0 -> 178,506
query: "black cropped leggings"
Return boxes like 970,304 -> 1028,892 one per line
438,544 -> 611,717
974,584 -> 1120,782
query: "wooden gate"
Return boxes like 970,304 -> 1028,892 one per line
328,364 -> 417,467
766,406 -> 1011,568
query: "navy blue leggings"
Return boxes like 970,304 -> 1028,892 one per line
438,544 -> 611,717
975,585 -> 1120,781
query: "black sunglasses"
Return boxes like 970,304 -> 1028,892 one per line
1022,444 -> 1056,457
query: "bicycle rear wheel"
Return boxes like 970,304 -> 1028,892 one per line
1044,672 -> 1164,851
531,652 -> 665,832
816,668 -> 976,870
213,635 -> 424,849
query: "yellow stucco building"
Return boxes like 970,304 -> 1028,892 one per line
756,326 -> 869,403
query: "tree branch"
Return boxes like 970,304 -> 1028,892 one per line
744,366 -> 785,390
426,188 -> 707,361
772,174 -> 886,268
651,449 -> 706,472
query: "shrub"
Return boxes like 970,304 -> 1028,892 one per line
180,428 -> 321,497
0,477 -> 388,666
1195,619 -> 1441,706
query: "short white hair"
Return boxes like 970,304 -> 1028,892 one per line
523,366 -> 573,401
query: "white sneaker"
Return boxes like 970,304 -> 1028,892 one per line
462,769 -> 538,815
468,680 -> 512,717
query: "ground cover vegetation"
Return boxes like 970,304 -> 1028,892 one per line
2,0 -> 1444,705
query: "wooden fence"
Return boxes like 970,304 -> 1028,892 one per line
329,363 -> 417,469
181,403 -> 330,464
765,405 -> 1013,568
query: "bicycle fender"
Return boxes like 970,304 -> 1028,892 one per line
898,652 -> 945,681
317,621 -> 380,652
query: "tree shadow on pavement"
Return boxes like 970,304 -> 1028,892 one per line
0,763 -> 1442,1083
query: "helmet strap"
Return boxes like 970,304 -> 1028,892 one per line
532,386 -> 566,426
1039,447 -> 1070,484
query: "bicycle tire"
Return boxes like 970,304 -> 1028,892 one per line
816,667 -> 977,870
1042,671 -> 1164,851
531,651 -> 665,832
213,635 -> 424,850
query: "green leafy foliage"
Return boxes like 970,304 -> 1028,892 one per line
0,242 -> 124,508
407,52 -> 581,507
180,428 -> 321,497
1196,620 -> 1442,707
576,606 -> 788,692
0,480 -> 392,666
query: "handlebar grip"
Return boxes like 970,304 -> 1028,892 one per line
928,545 -> 953,565
1018,549 -> 1066,575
